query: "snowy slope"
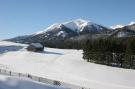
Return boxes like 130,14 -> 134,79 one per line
63,19 -> 87,32
111,25 -> 125,29
0,75 -> 67,89
63,19 -> 106,33
110,22 -> 135,37
0,41 -> 135,89
111,21 -> 135,29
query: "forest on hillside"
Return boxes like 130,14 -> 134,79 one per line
83,37 -> 135,69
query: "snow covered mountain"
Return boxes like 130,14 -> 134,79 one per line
63,19 -> 107,33
35,19 -> 109,35
7,19 -> 135,48
111,21 -> 135,29
7,19 -> 110,44
110,22 -> 135,37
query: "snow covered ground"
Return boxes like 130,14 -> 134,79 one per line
0,74 -> 67,89
0,41 -> 135,89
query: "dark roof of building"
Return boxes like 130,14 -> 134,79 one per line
30,43 -> 44,48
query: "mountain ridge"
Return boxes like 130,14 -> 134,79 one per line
6,19 -> 135,47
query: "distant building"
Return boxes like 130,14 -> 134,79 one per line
27,43 -> 44,52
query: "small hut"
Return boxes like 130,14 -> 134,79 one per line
27,43 -> 44,52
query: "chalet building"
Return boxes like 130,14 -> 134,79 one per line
27,43 -> 44,52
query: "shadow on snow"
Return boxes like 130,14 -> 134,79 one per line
40,51 -> 63,55
0,45 -> 23,54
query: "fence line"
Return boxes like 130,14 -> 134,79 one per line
0,69 -> 90,89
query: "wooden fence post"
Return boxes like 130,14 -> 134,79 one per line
9,71 -> 11,76
18,73 -> 20,77
38,77 -> 40,82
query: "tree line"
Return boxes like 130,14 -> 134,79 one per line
83,37 -> 135,69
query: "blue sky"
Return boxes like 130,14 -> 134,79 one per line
0,0 -> 135,40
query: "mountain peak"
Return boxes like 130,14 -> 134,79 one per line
63,18 -> 93,32
35,19 -> 107,35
